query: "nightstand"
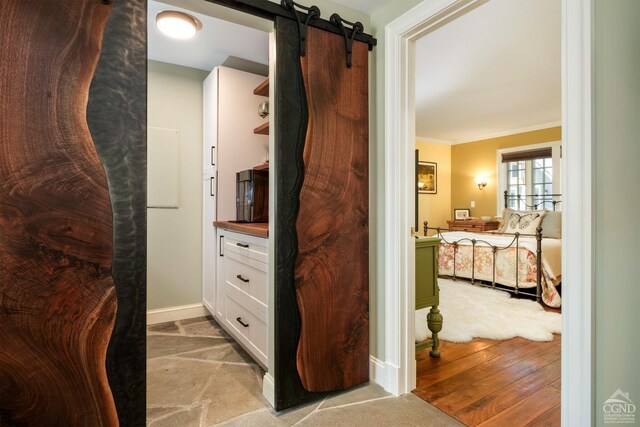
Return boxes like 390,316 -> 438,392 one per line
447,219 -> 500,232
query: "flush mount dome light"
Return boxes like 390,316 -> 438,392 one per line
156,11 -> 202,40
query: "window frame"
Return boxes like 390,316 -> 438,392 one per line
496,141 -> 562,215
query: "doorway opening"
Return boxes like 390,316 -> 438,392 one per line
412,1 -> 563,422
145,1 -> 274,424
384,0 -> 594,425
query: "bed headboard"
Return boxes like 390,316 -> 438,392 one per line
504,191 -> 562,211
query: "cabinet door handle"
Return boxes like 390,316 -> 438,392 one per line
236,243 -> 249,248
210,177 -> 215,197
236,274 -> 249,283
236,317 -> 249,328
211,146 -> 215,166
219,235 -> 224,257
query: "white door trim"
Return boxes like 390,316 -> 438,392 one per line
383,0 -> 593,425
561,0 -> 594,425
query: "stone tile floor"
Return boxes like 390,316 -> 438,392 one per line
147,316 -> 462,426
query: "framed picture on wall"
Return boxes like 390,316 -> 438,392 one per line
417,161 -> 437,194
454,208 -> 471,220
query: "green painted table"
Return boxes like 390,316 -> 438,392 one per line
415,236 -> 443,357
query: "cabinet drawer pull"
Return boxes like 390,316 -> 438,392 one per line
236,275 -> 250,283
236,243 -> 249,248
236,317 -> 249,328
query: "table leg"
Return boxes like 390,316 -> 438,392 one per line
427,306 -> 443,357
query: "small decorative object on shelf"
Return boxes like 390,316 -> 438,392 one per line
454,208 -> 471,220
258,101 -> 269,118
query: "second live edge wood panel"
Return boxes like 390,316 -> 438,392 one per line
0,1 -> 117,425
295,26 -> 369,392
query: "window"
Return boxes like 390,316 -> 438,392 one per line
497,142 -> 561,214
506,160 -> 527,210
532,157 -> 553,208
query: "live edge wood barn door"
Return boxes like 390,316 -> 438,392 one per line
273,13 -> 372,410
0,1 -> 146,425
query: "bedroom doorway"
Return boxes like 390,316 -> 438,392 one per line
411,0 -> 563,424
384,0 -> 594,425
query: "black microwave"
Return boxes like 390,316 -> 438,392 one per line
236,169 -> 268,223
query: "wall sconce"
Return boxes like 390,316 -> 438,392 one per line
475,177 -> 487,190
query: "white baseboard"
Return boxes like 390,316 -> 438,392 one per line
147,303 -> 208,325
262,373 -> 275,408
369,355 -> 389,392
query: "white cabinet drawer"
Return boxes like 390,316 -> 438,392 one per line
224,286 -> 267,365
224,255 -> 268,305
224,281 -> 267,321
222,231 -> 268,264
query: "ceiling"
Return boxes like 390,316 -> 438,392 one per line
414,0 -> 561,143
330,0 -> 396,15
148,0 -> 269,71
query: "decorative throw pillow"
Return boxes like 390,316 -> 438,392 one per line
498,208 -> 514,232
541,210 -> 562,239
504,211 -> 546,235
500,208 -> 545,233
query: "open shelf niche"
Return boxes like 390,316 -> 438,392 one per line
253,77 -> 269,135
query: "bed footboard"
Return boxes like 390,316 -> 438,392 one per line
423,221 -> 543,303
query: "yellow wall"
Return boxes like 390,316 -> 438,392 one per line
451,127 -> 562,217
416,140 -> 451,232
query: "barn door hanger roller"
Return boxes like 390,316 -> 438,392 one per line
330,14 -> 364,68
281,0 -> 321,57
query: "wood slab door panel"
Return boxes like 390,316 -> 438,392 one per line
295,26 -> 369,392
273,17 -> 370,410
0,1 -> 117,425
1,0 -> 147,425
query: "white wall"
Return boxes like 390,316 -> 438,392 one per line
594,1 -> 640,424
147,60 -> 209,310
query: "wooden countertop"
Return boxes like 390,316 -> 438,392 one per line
214,221 -> 269,238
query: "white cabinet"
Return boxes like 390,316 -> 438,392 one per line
202,70 -> 218,316
213,227 -> 225,319
202,66 -> 269,356
215,229 -> 268,367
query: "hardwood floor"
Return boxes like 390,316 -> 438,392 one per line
414,335 -> 561,426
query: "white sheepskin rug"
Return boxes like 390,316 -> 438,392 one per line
416,278 -> 562,343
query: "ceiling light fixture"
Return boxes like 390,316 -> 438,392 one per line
156,11 -> 202,40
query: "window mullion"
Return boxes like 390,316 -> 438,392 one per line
526,160 -> 533,208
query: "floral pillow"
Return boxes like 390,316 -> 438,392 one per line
504,211 -> 545,235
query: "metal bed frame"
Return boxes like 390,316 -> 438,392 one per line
424,192 -> 561,304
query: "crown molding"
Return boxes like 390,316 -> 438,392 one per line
451,120 -> 562,145
415,136 -> 454,145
